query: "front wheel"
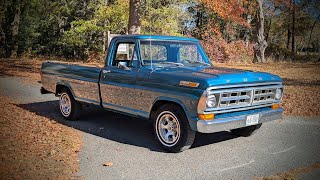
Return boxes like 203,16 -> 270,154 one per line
153,104 -> 195,153
59,88 -> 81,120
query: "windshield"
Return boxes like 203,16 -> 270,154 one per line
139,40 -> 211,67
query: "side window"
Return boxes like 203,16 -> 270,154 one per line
112,42 -> 138,67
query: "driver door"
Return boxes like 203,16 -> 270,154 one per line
100,40 -> 141,115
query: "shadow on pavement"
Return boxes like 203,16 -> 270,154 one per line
17,100 -> 238,152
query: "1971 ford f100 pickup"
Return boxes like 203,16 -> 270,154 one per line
41,35 -> 284,152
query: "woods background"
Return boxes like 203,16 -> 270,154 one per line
1,0 -> 319,63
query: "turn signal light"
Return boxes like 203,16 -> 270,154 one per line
179,81 -> 200,88
198,114 -> 214,120
272,104 -> 280,110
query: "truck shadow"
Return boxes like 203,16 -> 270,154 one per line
17,101 -> 238,152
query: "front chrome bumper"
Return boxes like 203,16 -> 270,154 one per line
197,108 -> 283,133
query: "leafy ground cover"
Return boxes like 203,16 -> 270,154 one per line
0,58 -> 82,178
0,95 -> 81,179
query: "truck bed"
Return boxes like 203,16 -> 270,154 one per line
41,61 -> 101,105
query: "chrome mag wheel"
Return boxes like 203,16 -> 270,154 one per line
156,111 -> 181,147
60,93 -> 71,117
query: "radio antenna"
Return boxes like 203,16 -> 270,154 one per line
148,0 -> 153,70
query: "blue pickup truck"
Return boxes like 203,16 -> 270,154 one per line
41,35 -> 284,152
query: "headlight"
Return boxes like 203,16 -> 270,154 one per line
275,88 -> 282,99
206,95 -> 217,108
198,91 -> 219,114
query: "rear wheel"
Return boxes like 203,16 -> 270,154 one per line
230,123 -> 262,137
153,104 -> 195,153
59,88 -> 81,120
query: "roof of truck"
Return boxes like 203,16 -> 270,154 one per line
112,35 -> 199,42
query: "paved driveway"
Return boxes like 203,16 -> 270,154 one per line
1,77 -> 319,179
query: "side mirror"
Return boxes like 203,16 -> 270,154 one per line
118,62 -> 131,71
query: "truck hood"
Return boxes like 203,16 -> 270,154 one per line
148,66 -> 282,89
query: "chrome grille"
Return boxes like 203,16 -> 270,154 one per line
206,83 -> 283,113
220,90 -> 252,107
253,89 -> 276,104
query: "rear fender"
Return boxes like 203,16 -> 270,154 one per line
55,81 -> 75,98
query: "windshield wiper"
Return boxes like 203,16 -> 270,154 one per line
189,61 -> 211,66
158,62 -> 184,66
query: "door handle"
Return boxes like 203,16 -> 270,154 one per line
103,70 -> 111,73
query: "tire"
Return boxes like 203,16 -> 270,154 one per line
153,104 -> 196,153
230,123 -> 262,137
59,88 -> 81,120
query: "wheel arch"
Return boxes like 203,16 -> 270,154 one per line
55,82 -> 75,98
150,97 -> 194,129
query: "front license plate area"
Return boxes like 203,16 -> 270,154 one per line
246,114 -> 260,126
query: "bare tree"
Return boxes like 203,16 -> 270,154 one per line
253,0 -> 268,63
307,14 -> 320,52
291,0 -> 296,58
128,0 -> 141,34
11,2 -> 21,58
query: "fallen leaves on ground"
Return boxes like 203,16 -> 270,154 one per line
254,162 -> 320,180
0,95 -> 82,179
103,162 -> 113,167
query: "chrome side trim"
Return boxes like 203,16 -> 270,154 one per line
74,97 -> 100,106
197,108 -> 283,133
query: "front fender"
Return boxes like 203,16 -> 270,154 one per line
150,96 -> 199,131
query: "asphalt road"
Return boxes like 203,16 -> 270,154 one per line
1,77 -> 320,179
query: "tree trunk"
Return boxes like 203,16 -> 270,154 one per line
10,0 -> 22,58
307,14 -> 319,53
103,20 -> 107,53
128,0 -> 141,34
286,28 -> 291,49
253,0 -> 267,63
0,0 -> 8,57
265,18 -> 271,43
245,13 -> 253,48
291,0 -> 295,60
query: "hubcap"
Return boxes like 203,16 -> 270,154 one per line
60,93 -> 71,117
156,111 -> 180,146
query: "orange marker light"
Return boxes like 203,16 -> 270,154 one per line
272,104 -> 280,110
179,81 -> 199,88
198,114 -> 214,120
188,82 -> 199,88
